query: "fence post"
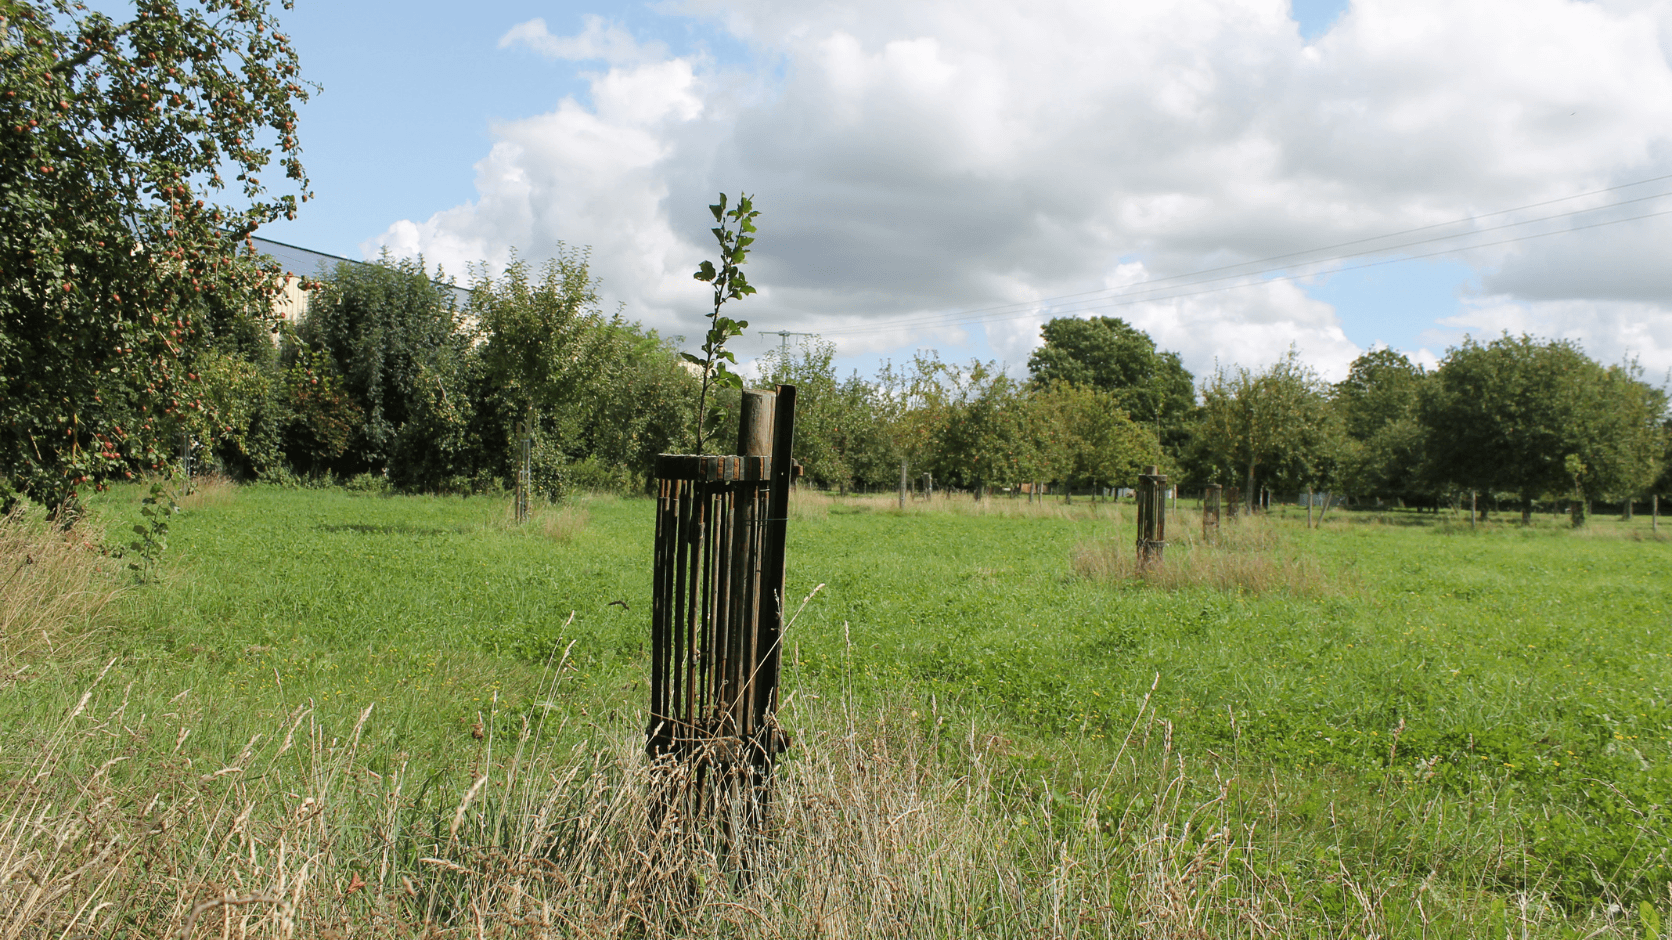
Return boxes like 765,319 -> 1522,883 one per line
1203,484 -> 1221,542
1136,465 -> 1167,569
899,461 -> 907,510
756,385 -> 797,782
1307,488 -> 1314,529
514,422 -> 530,524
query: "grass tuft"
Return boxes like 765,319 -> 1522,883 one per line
1074,512 -> 1345,596
536,504 -> 591,542
177,472 -> 238,511
0,504 -> 119,680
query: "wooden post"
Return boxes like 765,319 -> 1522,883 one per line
899,461 -> 907,511
1203,484 -> 1221,542
1136,465 -> 1167,569
1306,488 -> 1313,529
514,422 -> 530,524
1470,491 -> 1477,529
756,386 -> 797,779
1655,494 -> 1660,533
1624,497 -> 1634,522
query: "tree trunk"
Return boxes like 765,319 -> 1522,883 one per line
1522,498 -> 1532,526
1246,461 -> 1256,514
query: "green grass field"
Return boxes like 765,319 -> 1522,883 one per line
7,483 -> 1672,937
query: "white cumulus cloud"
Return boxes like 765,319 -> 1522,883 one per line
369,0 -> 1672,382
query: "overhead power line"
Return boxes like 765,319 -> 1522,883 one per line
803,172 -> 1672,338
817,202 -> 1672,336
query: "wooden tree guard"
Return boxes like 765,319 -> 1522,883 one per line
514,428 -> 532,524
1225,486 -> 1242,519
1136,465 -> 1167,568
647,387 -> 797,815
1203,484 -> 1221,542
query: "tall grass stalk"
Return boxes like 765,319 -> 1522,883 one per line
0,504 -> 120,680
2,662 -> 1640,938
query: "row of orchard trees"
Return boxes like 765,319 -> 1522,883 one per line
769,317 -> 1670,515
107,247 -> 1672,513
189,249 -> 702,499
8,215 -> 1666,512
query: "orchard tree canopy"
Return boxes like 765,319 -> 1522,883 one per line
1421,335 -> 1666,504
1193,350 -> 1342,506
1334,347 -> 1425,442
0,0 -> 310,504
1026,316 -> 1194,444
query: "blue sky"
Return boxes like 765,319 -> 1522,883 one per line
249,0 -> 1672,384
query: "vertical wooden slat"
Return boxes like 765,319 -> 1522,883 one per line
671,480 -> 694,745
647,478 -> 668,753
755,385 -> 798,753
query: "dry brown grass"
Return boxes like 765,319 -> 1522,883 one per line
177,472 -> 237,511
535,505 -> 591,542
0,504 -> 120,682
1074,512 -> 1346,597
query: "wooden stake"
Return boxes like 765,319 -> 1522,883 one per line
1136,465 -> 1167,569
1307,488 -> 1313,529
899,461 -> 907,511
1203,484 -> 1221,542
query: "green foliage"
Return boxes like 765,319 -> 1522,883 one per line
387,343 -> 483,493
1338,415 -> 1427,503
276,345 -> 362,477
121,480 -> 175,581
924,359 -> 1030,491
1335,347 -> 1426,442
1422,335 -> 1667,506
761,339 -> 854,487
1031,380 -> 1161,493
687,192 -> 759,452
1026,316 -> 1195,450
0,0 -> 310,505
1191,349 -> 1345,503
298,253 -> 461,474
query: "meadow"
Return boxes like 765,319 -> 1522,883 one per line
4,482 -> 1671,938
